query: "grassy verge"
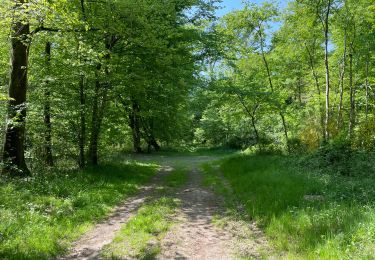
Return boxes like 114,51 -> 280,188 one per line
0,161 -> 158,259
206,154 -> 375,258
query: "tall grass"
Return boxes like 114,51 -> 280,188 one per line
0,162 -> 158,259
216,155 -> 375,258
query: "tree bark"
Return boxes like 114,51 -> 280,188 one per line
365,50 -> 370,122
258,30 -> 274,92
79,75 -> 86,168
280,112 -> 290,153
78,1 -> 87,168
305,42 -> 321,96
337,27 -> 347,129
147,135 -> 160,153
143,119 -> 160,153
305,42 -> 325,141
258,28 -> 289,151
236,93 -> 260,146
130,101 -> 142,153
88,36 -> 115,165
89,67 -> 101,165
323,0 -> 332,142
2,1 -> 30,176
348,51 -> 355,138
297,77 -> 302,106
43,41 -> 54,166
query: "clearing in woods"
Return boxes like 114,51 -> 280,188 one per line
62,154 -> 270,259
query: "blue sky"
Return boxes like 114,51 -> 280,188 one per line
216,1 -> 290,32
216,0 -> 289,17
216,0 -> 249,17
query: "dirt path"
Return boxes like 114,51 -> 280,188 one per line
157,162 -> 269,259
157,167 -> 234,259
60,166 -> 173,260
61,155 -> 268,259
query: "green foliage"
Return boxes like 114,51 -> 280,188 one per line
300,133 -> 375,177
211,154 -> 375,258
0,161 -> 157,259
0,0 -> 220,170
0,0 -> 375,255
313,136 -> 353,176
287,137 -> 309,154
192,0 -> 375,154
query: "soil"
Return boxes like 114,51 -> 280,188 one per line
60,156 -> 269,259
59,166 -> 172,260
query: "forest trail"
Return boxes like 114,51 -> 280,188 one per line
157,166 -> 234,259
60,165 -> 174,260
155,156 -> 269,259
62,155 -> 268,259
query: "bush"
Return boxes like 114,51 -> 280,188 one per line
314,136 -> 353,175
288,138 -> 309,154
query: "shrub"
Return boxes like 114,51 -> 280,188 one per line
288,138 -> 308,154
314,135 -> 352,175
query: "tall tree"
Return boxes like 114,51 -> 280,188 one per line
2,0 -> 31,175
43,41 -> 54,166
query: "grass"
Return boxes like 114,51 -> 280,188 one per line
101,197 -> 179,259
205,154 -> 375,258
101,166 -> 188,259
0,161 -> 158,259
202,163 -> 231,196
163,167 -> 188,188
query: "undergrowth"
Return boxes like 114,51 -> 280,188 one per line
0,161 -> 158,259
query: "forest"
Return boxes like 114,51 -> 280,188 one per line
0,0 -> 375,259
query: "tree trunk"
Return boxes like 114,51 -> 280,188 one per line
2,5 -> 30,176
79,75 -> 86,168
147,135 -> 160,153
43,41 -> 53,166
89,68 -> 101,165
280,112 -> 290,153
305,43 -> 325,141
365,51 -> 370,122
258,29 -> 289,151
250,114 -> 260,146
259,31 -> 274,92
88,76 -> 108,165
236,94 -> 260,146
323,0 -> 332,142
143,119 -> 160,153
297,78 -> 302,106
88,36 -> 115,165
305,43 -> 321,96
150,137 -> 160,151
348,51 -> 355,138
130,101 -> 142,153
337,28 -> 347,129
